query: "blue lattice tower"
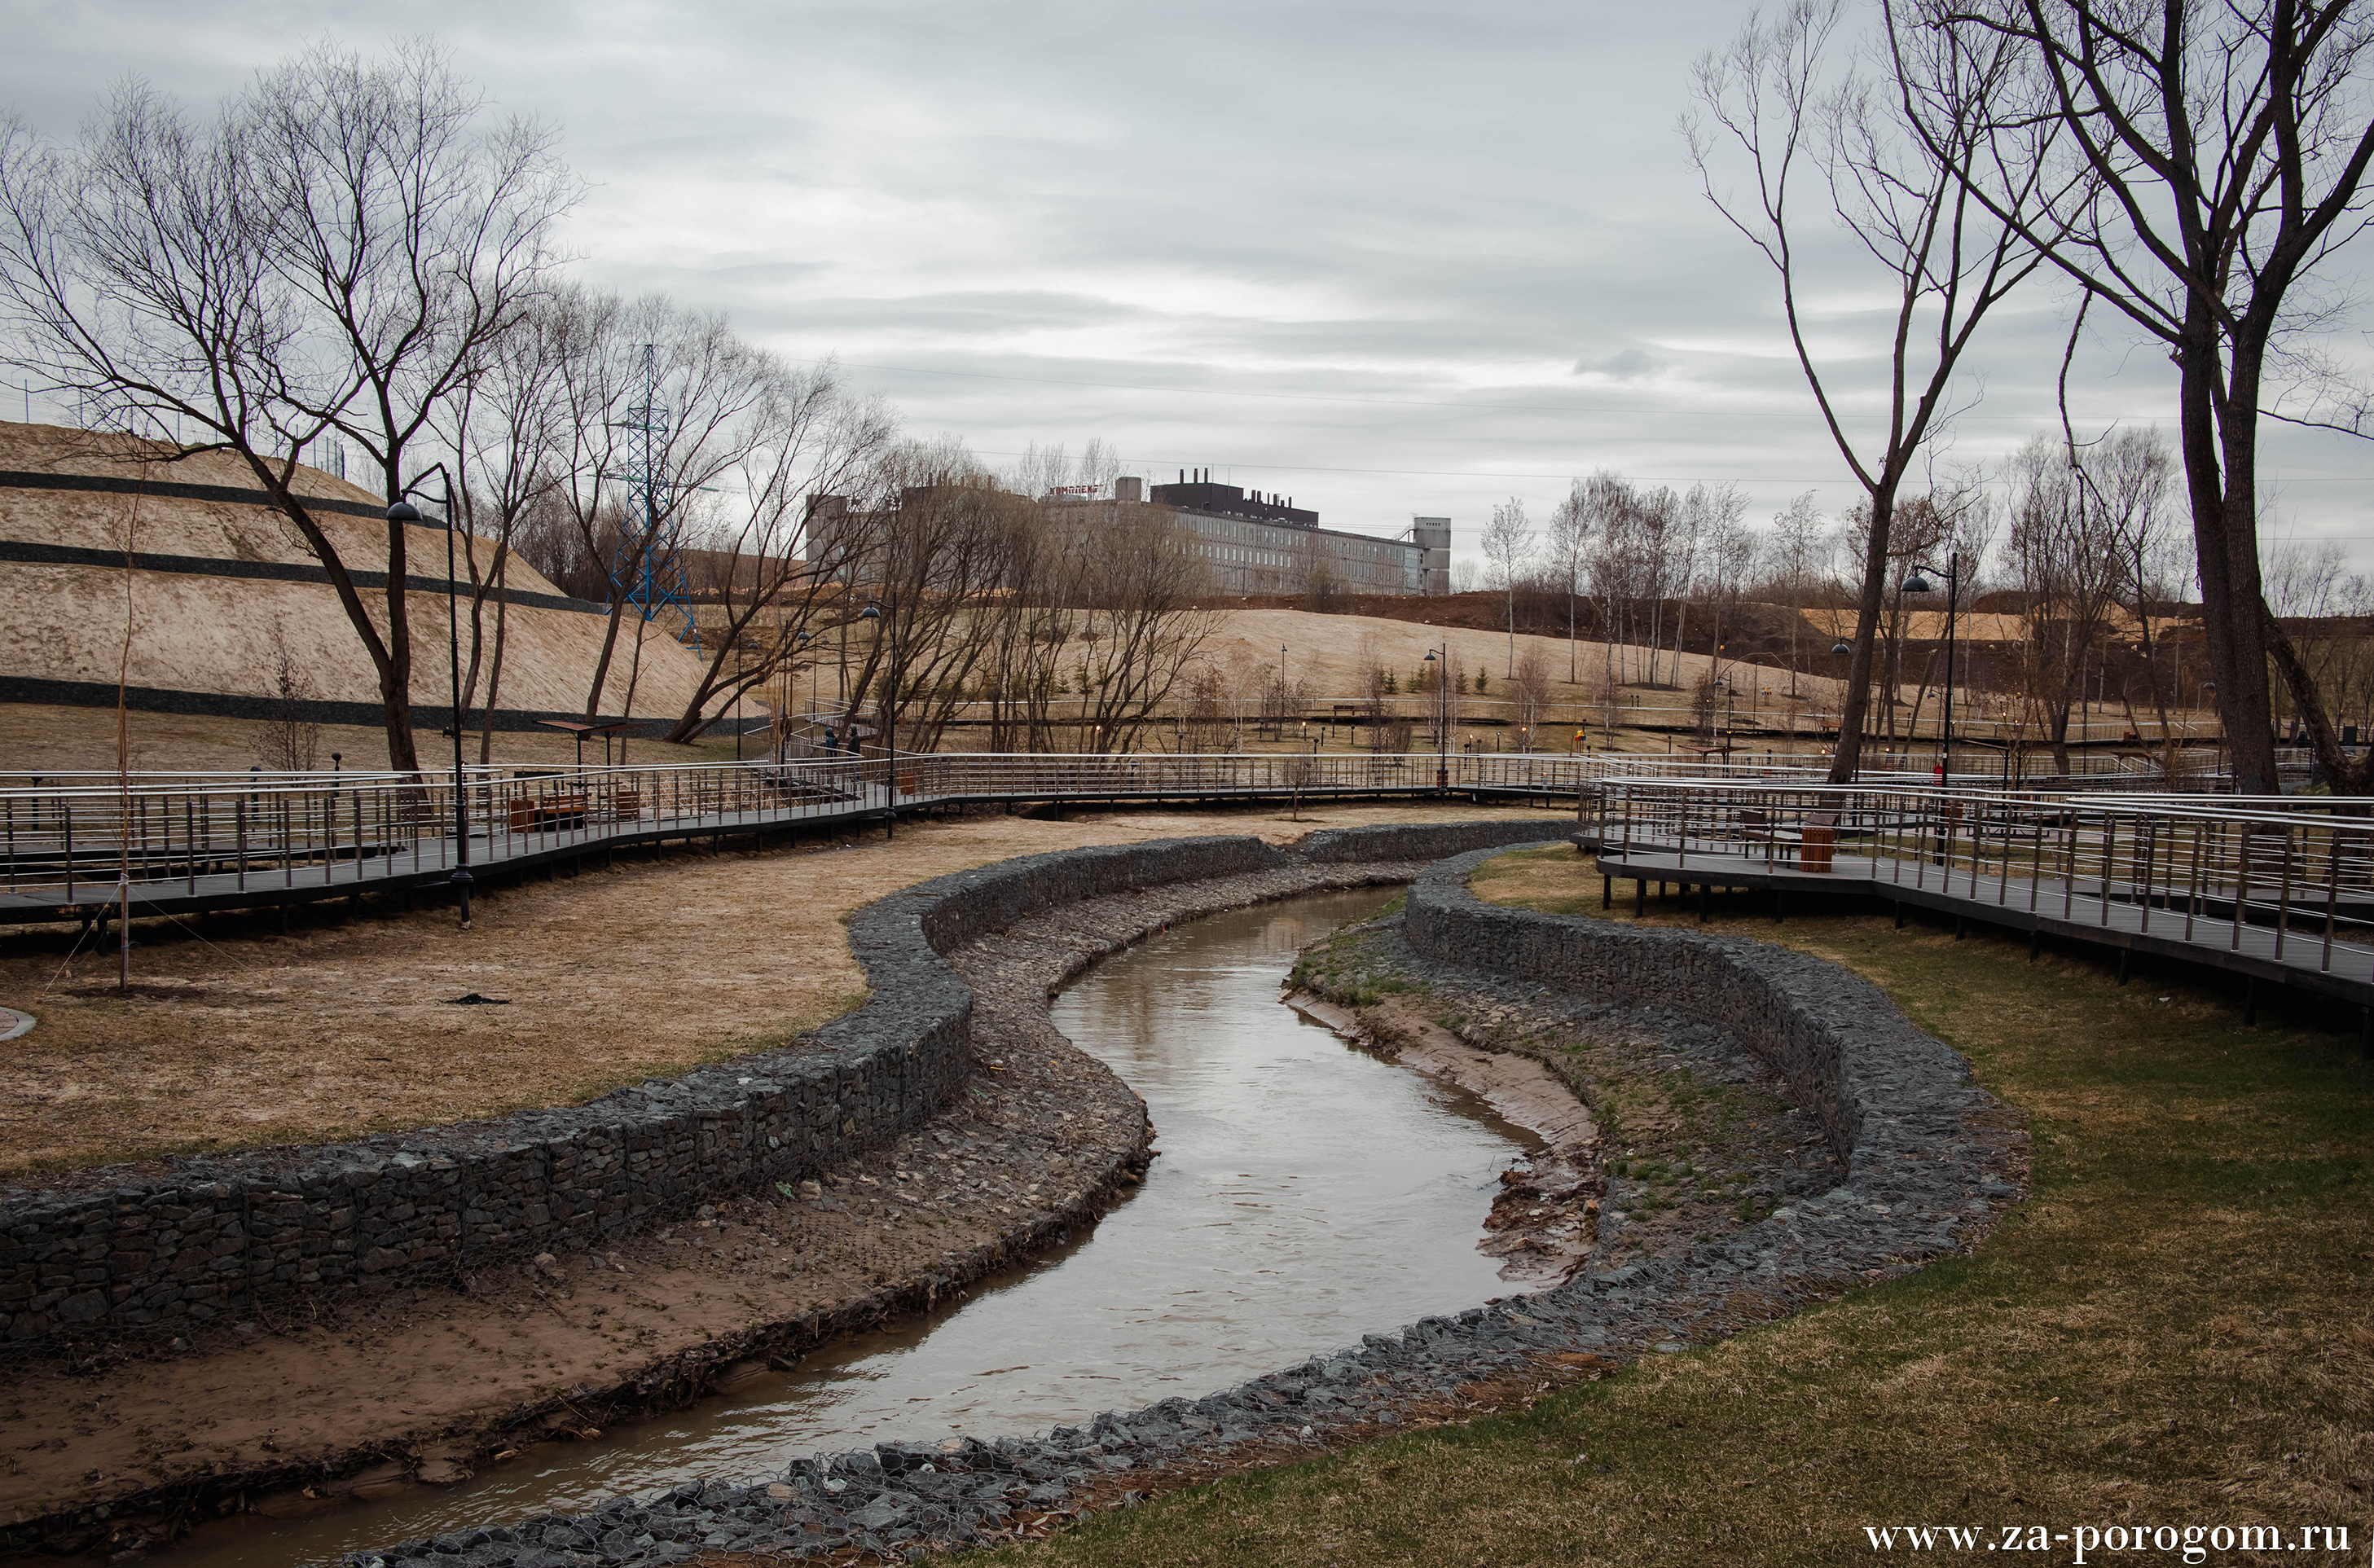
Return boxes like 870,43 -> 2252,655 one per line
608,343 -> 702,657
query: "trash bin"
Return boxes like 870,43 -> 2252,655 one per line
1801,810 -> 1838,874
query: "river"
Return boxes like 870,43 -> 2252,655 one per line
152,887 -> 1534,1568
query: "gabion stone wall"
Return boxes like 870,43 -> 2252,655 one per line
0,819 -> 1560,1346
1403,843 -> 2000,1174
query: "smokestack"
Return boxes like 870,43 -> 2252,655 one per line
1178,470 -> 1185,484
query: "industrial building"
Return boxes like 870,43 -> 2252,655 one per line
1087,472 -> 1449,595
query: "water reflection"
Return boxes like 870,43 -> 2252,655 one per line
152,888 -> 1532,1568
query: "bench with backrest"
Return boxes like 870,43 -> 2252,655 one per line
507,793 -> 588,834
1736,806 -> 1802,866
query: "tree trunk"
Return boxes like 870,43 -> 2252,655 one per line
1827,489 -> 1896,784
2182,306 -> 2279,795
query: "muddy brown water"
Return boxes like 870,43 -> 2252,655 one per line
152,889 -> 1537,1567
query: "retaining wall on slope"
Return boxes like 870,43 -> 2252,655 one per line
1404,843 -> 2000,1177
0,819 -> 1558,1346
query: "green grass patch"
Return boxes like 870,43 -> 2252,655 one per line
983,850 -> 2373,1566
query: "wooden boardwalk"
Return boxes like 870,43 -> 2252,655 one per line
0,764 -> 1578,929
1595,842 -> 2374,1015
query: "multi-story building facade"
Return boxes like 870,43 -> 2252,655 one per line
1068,472 -> 1446,596
812,474 -> 1455,597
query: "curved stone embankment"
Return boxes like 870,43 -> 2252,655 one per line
340,841 -> 2026,1568
0,821 -> 1556,1351
0,819 -> 1563,1557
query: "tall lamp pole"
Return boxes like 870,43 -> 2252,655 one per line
1423,646 -> 1448,791
387,468 -> 472,929
1902,553 -> 1962,783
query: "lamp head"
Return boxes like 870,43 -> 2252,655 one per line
1422,650 -> 1437,662
386,500 -> 423,525
859,605 -> 881,621
1901,573 -> 1934,594
1832,642 -> 1853,657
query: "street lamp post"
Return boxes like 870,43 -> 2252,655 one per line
1423,647 -> 1448,791
1831,639 -> 1853,763
1901,553 -> 1962,782
386,468 -> 473,929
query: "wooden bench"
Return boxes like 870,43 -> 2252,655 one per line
1738,808 -> 1802,866
507,793 -> 587,833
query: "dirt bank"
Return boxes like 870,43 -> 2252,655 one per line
0,801 -> 1554,1179
0,855 -> 1436,1561
1286,989 -> 1600,1284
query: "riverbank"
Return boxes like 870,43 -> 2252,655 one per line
948,851 -> 2370,1568
0,801 -> 1554,1179
326,845 -> 2012,1566
0,852 -> 1486,1561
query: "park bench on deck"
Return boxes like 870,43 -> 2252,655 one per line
1737,808 -> 1801,866
508,794 -> 587,834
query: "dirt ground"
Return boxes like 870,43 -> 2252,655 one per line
0,838 -> 1594,1556
0,800 -> 1560,1179
0,921 -> 1154,1548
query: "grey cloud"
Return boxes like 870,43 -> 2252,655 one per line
1574,348 -> 1666,380
2,0 -> 2365,564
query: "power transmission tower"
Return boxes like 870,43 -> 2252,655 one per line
608,344 -> 701,656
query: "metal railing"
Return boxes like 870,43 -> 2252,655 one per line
0,751 -> 1596,904
1602,780 -> 2374,978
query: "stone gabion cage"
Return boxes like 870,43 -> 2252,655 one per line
0,820 -> 1558,1346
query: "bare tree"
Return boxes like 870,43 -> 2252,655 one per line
1578,471 -> 1644,693
1704,506 -> 1765,684
547,292 -> 776,730
254,619 -> 324,771
1688,0 -> 2055,781
659,360 -> 894,743
1062,503 -> 1221,753
1668,482 -> 1740,692
1510,644 -> 1554,742
1892,0 -> 2374,794
1545,482 -> 1594,682
2005,433 -> 2134,769
442,292 -> 576,761
0,46 -> 576,775
1769,490 -> 1827,698
1480,496 -> 1533,678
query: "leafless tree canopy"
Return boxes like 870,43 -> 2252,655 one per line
1889,0 -> 2374,793
1689,0 -> 2055,780
0,43 -> 578,776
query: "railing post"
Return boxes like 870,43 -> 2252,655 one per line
2028,802 -> 2044,912
2274,825 -> 2295,960
2232,827 -> 2252,953
2185,820 -> 2202,941
2322,828 -> 2341,973
2137,819 -> 2152,933
2099,818 -> 2115,926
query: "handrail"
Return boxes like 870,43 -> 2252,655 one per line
1598,777 -> 2374,982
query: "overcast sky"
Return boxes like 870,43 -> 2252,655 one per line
5,0 -> 2370,577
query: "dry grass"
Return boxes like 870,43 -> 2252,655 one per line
979,849 -> 2373,1566
0,701 -> 747,775
0,801 -> 1554,1178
